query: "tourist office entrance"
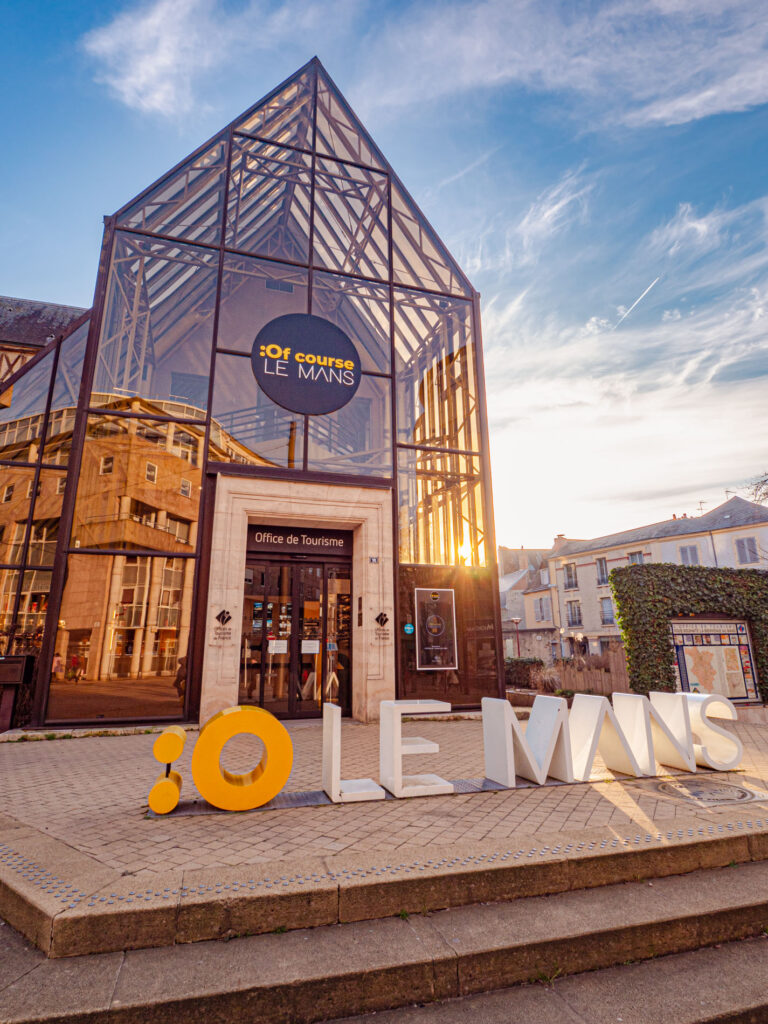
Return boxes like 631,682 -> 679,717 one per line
240,526 -> 352,718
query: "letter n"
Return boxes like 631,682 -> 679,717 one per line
612,692 -> 696,774
568,694 -> 644,780
482,696 -> 573,786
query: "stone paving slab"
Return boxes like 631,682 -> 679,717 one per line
2,718 -> 768,957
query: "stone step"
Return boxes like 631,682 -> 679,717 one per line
3,808 -> 767,958
339,934 -> 768,1024
2,860 -> 768,1022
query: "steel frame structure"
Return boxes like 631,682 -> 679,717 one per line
0,58 -> 504,726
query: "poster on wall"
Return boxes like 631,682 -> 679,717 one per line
415,588 -> 458,671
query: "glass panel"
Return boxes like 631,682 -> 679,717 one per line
216,253 -> 308,354
398,564 -> 499,705
0,469 -> 32,563
70,415 -> 202,551
116,134 -> 227,246
0,568 -> 20,651
261,563 -> 292,716
226,138 -> 312,263
306,375 -> 392,477
312,158 -> 389,282
311,271 -> 390,374
42,320 -> 89,465
91,233 -> 218,411
26,471 -> 67,565
15,568 -> 51,640
398,448 -> 486,566
0,350 -> 54,462
210,353 -> 304,468
394,289 -> 480,451
325,567 -> 351,709
391,181 -> 471,298
315,68 -> 385,170
297,565 -> 323,709
240,561 -> 266,704
46,554 -> 193,721
234,68 -> 314,150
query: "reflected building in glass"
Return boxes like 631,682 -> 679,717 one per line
0,59 -> 503,726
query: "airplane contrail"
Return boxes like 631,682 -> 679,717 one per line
612,275 -> 661,330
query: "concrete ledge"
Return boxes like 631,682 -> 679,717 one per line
3,861 -> 768,1023
3,806 -> 768,958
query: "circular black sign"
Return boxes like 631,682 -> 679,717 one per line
251,314 -> 361,416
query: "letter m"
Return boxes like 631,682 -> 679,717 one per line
482,696 -> 573,786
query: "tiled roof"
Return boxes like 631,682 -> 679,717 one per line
554,497 -> 768,558
0,295 -> 87,348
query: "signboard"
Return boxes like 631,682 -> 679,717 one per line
670,620 -> 759,701
414,588 -> 458,671
268,639 -> 288,655
301,639 -> 320,654
251,313 -> 362,415
248,525 -> 352,557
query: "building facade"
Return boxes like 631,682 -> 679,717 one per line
0,60 -> 503,727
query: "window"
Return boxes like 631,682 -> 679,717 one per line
564,563 -> 578,589
2,485 -> 13,503
534,596 -> 551,622
165,515 -> 191,544
145,462 -> 157,484
56,477 -> 66,495
736,537 -> 759,565
595,557 -> 609,585
566,601 -> 582,627
600,597 -> 615,625
680,544 -> 699,566
26,481 -> 40,499
180,478 -> 191,498
99,456 -> 113,475
628,551 -> 644,565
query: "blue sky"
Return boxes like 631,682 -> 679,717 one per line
3,0 -> 768,547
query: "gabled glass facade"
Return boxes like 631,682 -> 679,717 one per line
0,59 -> 502,726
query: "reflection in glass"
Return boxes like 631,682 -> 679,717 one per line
46,554 -> 193,721
0,351 -> 55,463
312,158 -> 389,282
296,565 -> 323,707
216,253 -> 308,354
306,375 -> 392,477
226,138 -> 312,263
325,567 -> 351,709
261,564 -> 292,716
211,354 -> 303,468
398,448 -> 485,566
116,134 -> 228,246
42,321 -> 89,465
92,233 -> 218,409
71,415 -> 202,551
0,568 -> 20,653
311,271 -> 390,373
395,289 -> 479,450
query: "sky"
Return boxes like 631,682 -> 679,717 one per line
2,0 -> 768,549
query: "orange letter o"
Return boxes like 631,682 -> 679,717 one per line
191,706 -> 293,811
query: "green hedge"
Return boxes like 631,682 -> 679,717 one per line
610,563 -> 768,701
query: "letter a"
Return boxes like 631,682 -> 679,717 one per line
568,694 -> 645,780
482,696 -> 573,786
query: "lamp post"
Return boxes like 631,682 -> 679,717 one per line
510,616 -> 521,658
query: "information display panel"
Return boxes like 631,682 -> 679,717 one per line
415,588 -> 458,671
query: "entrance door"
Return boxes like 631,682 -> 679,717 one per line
239,559 -> 351,717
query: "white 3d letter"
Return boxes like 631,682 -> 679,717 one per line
568,694 -> 645,780
612,692 -> 696,774
322,704 -> 385,802
379,700 -> 454,797
482,696 -> 573,786
684,693 -> 743,771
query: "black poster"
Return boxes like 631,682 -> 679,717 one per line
414,588 -> 458,671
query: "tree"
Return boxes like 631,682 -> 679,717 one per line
748,472 -> 768,504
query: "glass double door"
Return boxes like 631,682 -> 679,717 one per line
239,559 -> 351,717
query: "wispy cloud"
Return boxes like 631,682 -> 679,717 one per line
83,0 -> 768,130
517,169 -> 594,262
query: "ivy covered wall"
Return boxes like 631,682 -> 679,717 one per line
610,563 -> 768,702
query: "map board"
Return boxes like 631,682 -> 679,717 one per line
670,620 -> 758,701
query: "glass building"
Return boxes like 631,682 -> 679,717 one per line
0,59 -> 503,726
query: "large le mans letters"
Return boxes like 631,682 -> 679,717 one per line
148,692 -> 743,814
